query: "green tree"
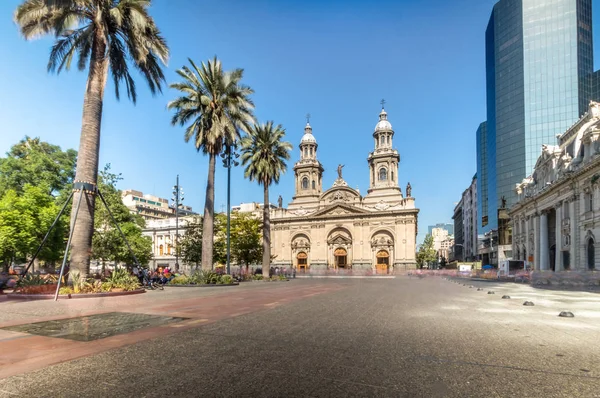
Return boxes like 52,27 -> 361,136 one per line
213,212 -> 227,267
240,122 -> 292,278
91,165 -> 152,272
0,185 -> 65,270
231,212 -> 262,272
168,57 -> 255,271
0,137 -> 76,197
179,217 -> 203,269
416,234 -> 437,269
15,0 -> 169,278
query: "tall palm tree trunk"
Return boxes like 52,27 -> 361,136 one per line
69,29 -> 108,279
202,152 -> 216,270
262,181 -> 271,278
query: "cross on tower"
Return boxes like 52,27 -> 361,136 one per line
380,99 -> 386,109
306,113 -> 311,124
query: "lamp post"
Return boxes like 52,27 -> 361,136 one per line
221,144 -> 240,275
172,175 -> 184,272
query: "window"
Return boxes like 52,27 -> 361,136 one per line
159,245 -> 164,256
391,170 -> 394,182
309,147 -> 313,156
387,135 -> 390,144
312,180 -> 316,189
302,177 -> 309,190
585,192 -> 593,212
379,168 -> 387,181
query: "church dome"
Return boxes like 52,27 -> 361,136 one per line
300,122 -> 316,144
375,109 -> 393,131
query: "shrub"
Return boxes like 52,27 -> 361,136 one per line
16,274 -> 53,288
59,286 -> 74,295
220,275 -> 233,285
170,275 -> 191,285
252,274 -> 264,281
103,268 -> 140,291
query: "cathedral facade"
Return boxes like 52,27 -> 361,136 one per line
270,107 -> 419,273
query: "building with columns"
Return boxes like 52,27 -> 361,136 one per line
142,216 -> 197,271
270,107 -> 419,273
510,102 -> 600,271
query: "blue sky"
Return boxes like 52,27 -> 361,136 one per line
1,0 -> 598,244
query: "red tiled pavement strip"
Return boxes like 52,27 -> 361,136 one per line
0,282 -> 345,379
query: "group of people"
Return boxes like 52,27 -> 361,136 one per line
132,265 -> 174,285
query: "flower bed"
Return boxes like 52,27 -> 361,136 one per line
167,272 -> 238,286
8,289 -> 145,300
10,268 -> 143,298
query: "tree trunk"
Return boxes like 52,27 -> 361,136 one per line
201,152 -> 216,271
262,181 -> 271,278
68,26 -> 108,280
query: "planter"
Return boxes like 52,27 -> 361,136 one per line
7,288 -> 145,300
166,283 -> 239,288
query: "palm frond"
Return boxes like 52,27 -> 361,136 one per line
240,122 -> 292,187
168,56 -> 255,156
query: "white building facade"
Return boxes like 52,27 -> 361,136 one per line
510,102 -> 600,272
463,176 -> 478,261
142,216 -> 197,271
270,108 -> 419,273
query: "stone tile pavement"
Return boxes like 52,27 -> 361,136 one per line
0,277 -> 599,397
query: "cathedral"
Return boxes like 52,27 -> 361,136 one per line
270,106 -> 419,273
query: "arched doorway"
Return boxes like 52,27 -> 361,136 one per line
334,248 -> 348,268
587,238 -> 595,270
297,252 -> 308,272
376,250 -> 389,274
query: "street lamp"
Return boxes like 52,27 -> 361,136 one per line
221,143 -> 240,275
171,175 -> 184,272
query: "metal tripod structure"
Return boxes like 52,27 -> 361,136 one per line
21,181 -> 141,301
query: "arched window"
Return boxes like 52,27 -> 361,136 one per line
309,147 -> 313,156
302,177 -> 309,190
379,168 -> 387,181
391,170 -> 394,182
387,135 -> 390,144
312,180 -> 316,189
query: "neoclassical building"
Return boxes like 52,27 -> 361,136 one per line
510,102 -> 600,271
270,107 -> 419,273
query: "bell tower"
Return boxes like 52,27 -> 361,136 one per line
364,102 -> 402,203
293,116 -> 324,200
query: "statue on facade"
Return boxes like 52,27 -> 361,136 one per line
501,196 -> 507,209
406,182 -> 412,197
337,164 -> 344,179
277,195 -> 283,208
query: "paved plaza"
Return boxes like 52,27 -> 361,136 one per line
0,277 -> 599,397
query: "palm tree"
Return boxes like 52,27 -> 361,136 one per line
240,122 -> 292,279
14,0 -> 169,278
168,57 -> 254,271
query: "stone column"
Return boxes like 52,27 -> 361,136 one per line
534,214 -> 540,271
569,198 -> 576,270
540,211 -> 549,271
555,204 -> 562,271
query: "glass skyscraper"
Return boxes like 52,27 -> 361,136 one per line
479,0 -> 594,234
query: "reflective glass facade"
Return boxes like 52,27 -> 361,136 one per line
480,0 -> 594,234
476,121 -> 489,233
